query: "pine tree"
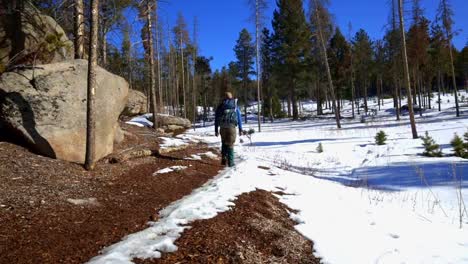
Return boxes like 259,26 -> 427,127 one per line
234,29 -> 255,123
260,28 -> 275,122
352,29 -> 373,114
463,131 -> 468,157
271,0 -> 310,121
421,131 -> 442,157
375,131 -> 388,145
328,27 -> 351,115
450,134 -> 465,157
317,143 -> 323,153
437,0 -> 460,117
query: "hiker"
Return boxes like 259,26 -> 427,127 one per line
214,92 -> 243,167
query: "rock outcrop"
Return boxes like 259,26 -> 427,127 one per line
0,1 -> 73,73
122,89 -> 147,116
0,60 -> 129,164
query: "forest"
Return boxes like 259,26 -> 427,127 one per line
5,0 -> 465,127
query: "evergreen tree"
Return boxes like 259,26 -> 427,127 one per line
450,134 -> 465,158
437,0 -> 460,117
260,28 -> 275,122
317,142 -> 324,153
375,131 -> 388,145
271,0 -> 310,120
421,131 -> 442,157
328,27 -> 351,112
234,29 -> 255,123
352,29 -> 373,114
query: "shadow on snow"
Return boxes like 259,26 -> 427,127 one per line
314,161 -> 468,191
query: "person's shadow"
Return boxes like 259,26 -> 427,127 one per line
0,89 -> 56,158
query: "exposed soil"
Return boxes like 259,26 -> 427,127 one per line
137,190 -> 322,264
0,123 -> 223,264
0,122 -> 321,264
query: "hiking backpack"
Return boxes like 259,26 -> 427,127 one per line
219,99 -> 238,128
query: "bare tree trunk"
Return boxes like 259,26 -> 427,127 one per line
447,40 -> 460,117
155,15 -> 163,113
314,0 -> 340,128
398,0 -> 418,139
438,70 -> 442,111
85,0 -> 99,171
180,37 -> 186,118
146,0 -> 158,129
192,18 -> 198,125
74,0 -> 84,59
255,0 -> 262,132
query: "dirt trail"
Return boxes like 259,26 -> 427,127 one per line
138,190 -> 322,264
0,125 -> 223,264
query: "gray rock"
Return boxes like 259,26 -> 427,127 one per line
0,59 -> 129,164
122,89 -> 147,116
0,2 -> 73,71
156,114 -> 192,129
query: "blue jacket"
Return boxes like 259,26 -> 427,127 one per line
215,98 -> 243,134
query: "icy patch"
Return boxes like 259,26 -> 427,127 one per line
153,166 -> 188,175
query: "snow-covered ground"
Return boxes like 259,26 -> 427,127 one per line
90,93 -> 468,264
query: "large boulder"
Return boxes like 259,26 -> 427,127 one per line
122,89 -> 147,116
0,60 -> 129,164
0,1 -> 73,72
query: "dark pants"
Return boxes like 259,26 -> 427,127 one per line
220,127 -> 236,167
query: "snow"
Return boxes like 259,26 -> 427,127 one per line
158,137 -> 188,149
153,166 -> 188,175
89,92 -> 468,264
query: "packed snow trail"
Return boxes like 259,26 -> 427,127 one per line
89,94 -> 468,264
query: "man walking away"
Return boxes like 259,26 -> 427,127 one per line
215,92 -> 243,167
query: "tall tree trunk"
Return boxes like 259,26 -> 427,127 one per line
146,0 -> 158,129
447,41 -> 460,117
398,0 -> 418,139
438,70 -> 442,111
393,75 -> 400,120
314,0 -> 340,128
155,17 -> 163,113
351,74 -> 355,118
255,0 -> 262,132
180,37 -> 186,118
85,0 -> 99,171
291,78 -> 298,120
74,0 -> 84,59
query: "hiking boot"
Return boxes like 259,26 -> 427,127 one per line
221,144 -> 227,166
227,147 -> 235,167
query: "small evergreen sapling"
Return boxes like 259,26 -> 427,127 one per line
450,134 -> 465,158
375,130 -> 387,145
464,131 -> 468,157
421,131 -> 442,157
317,143 -> 323,153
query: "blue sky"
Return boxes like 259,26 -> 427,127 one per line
155,0 -> 467,71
